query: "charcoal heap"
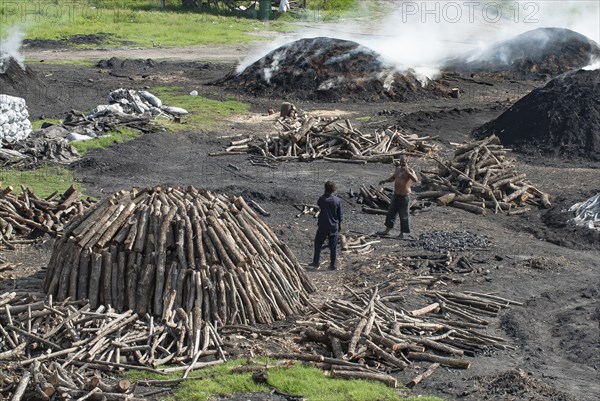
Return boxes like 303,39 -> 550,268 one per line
444,28 -> 600,79
473,69 -> 600,161
414,230 -> 490,253
418,135 -> 552,214
44,186 -> 315,324
0,56 -> 53,114
218,37 -> 449,102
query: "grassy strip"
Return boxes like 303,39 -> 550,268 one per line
126,358 -> 443,401
70,127 -> 140,156
1,1 -> 287,47
31,118 -> 62,130
0,165 -> 78,197
151,87 -> 249,132
1,1 -> 362,47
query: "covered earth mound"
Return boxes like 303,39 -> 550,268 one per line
444,28 -> 600,79
217,37 -> 448,102
473,69 -> 600,160
0,56 -> 47,99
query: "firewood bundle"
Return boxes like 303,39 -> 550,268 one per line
43,186 -> 315,324
0,294 -> 226,401
419,135 -> 551,214
219,114 -> 438,162
272,279 -> 520,386
0,184 -> 92,249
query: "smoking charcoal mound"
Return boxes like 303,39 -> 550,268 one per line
444,27 -> 600,79
216,37 -> 450,102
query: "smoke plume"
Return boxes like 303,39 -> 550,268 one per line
0,25 -> 25,73
238,0 -> 600,76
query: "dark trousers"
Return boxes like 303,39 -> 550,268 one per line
313,227 -> 338,268
385,194 -> 410,233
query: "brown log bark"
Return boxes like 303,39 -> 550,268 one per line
328,370 -> 398,388
407,362 -> 440,388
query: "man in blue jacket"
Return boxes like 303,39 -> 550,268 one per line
310,181 -> 343,270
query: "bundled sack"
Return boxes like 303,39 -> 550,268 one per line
0,94 -> 32,147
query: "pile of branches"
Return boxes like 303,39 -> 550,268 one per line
44,186 -> 315,323
0,293 -> 226,401
351,184 -> 394,215
418,136 -> 551,215
340,234 -> 380,255
267,278 -> 520,388
0,185 -> 93,249
217,113 -> 438,162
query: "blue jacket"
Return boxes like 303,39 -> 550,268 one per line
317,193 -> 343,231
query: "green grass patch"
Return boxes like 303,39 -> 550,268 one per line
26,59 -> 95,67
70,127 -> 140,156
1,1 -> 287,47
151,87 -> 249,132
31,118 -> 62,130
0,165 -> 78,197
125,358 -> 444,401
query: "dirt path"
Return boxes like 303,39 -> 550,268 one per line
22,44 -> 254,63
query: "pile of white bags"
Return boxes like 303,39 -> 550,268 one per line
569,193 -> 600,231
0,94 -> 32,147
88,88 -> 188,119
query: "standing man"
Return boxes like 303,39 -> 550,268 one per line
377,156 -> 419,238
310,181 -> 343,270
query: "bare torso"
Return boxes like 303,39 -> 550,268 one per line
394,168 -> 415,195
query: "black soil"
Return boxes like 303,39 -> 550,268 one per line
473,69 -> 600,161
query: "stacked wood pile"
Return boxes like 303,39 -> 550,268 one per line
43,186 -> 315,324
0,294 -> 226,400
267,278 -> 520,388
0,184 -> 92,249
349,185 -> 433,215
351,185 -> 394,215
418,136 -> 552,214
217,114 -> 438,162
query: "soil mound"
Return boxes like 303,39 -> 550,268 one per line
444,28 -> 600,79
0,56 -> 43,91
473,69 -> 600,160
0,56 -> 58,115
217,37 -> 448,102
96,57 -> 158,70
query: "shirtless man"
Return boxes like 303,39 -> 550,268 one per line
376,156 -> 419,238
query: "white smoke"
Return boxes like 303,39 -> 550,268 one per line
0,25 -> 25,73
583,58 -> 600,70
237,0 -> 600,77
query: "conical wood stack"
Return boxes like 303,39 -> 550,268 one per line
44,186 -> 315,324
